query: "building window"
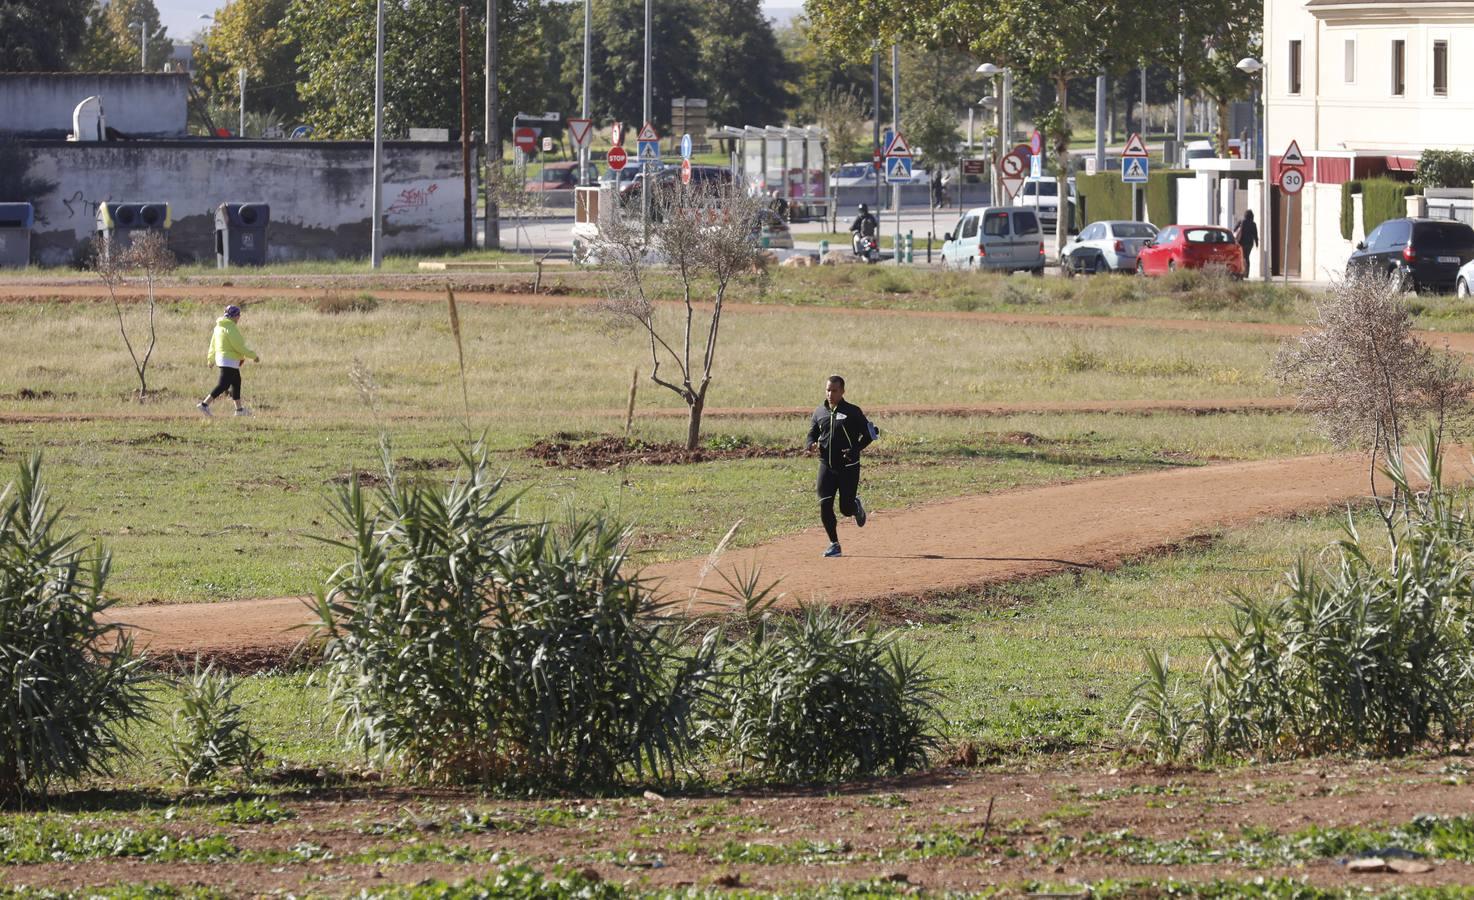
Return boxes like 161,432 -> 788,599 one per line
1392,39 -> 1406,95
1434,40 -> 1449,96
1345,38 -> 1356,82
1289,40 -> 1303,94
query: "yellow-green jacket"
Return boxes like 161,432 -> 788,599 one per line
206,317 -> 258,365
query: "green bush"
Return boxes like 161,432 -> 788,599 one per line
705,586 -> 939,782
1416,149 -> 1474,190
1074,173 -> 1132,225
0,456 -> 150,802
1362,177 -> 1414,235
1146,171 -> 1193,227
314,446 -> 708,788
1129,434 -> 1474,761
166,662 -> 262,785
1340,180 -> 1361,241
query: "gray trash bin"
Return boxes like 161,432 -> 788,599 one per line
96,202 -> 171,259
214,203 -> 270,267
0,203 -> 34,269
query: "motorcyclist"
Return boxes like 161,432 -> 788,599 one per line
848,203 -> 878,254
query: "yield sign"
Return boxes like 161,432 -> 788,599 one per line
885,131 -> 912,157
638,121 -> 659,142
1281,139 -> 1306,167
1122,132 -> 1149,157
567,118 -> 593,151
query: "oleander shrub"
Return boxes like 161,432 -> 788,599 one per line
313,446 -> 710,787
1416,149 -> 1474,190
703,576 -> 940,781
1129,434 -> 1474,761
166,662 -> 262,785
0,456 -> 150,802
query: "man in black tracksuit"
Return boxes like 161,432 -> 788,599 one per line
805,374 -> 874,558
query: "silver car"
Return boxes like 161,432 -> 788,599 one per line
1061,220 -> 1159,275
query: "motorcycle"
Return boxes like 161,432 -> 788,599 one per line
851,232 -> 881,264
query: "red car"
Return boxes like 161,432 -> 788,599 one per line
1134,224 -> 1245,277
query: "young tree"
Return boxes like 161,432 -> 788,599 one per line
193,0 -> 304,123
557,0 -> 702,130
92,231 -> 176,402
813,87 -> 867,164
692,0 -> 796,125
74,0 -> 172,72
1171,0 -> 1261,157
595,186 -> 769,449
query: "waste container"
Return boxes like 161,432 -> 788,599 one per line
0,203 -> 34,269
96,202 -> 171,259
214,203 -> 270,267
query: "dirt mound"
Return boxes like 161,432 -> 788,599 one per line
527,435 -> 803,469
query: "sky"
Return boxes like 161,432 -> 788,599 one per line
156,0 -> 800,44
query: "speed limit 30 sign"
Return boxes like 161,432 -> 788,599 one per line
1279,167 -> 1305,195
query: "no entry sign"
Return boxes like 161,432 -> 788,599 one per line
513,127 -> 537,154
606,145 -> 628,171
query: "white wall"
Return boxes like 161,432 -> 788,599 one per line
0,73 -> 189,138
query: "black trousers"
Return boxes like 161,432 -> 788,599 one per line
816,460 -> 860,544
207,366 -> 242,402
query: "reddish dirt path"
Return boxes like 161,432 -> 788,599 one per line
0,397 -> 1300,425
107,449 -> 1421,659
7,280 -> 1474,352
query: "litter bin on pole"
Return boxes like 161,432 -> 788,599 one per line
96,202 -> 171,260
0,203 -> 34,269
214,203 -> 270,267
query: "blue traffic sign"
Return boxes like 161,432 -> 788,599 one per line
638,140 -> 661,162
680,134 -> 692,160
1121,156 -> 1149,184
886,155 -> 913,183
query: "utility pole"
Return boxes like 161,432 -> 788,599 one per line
459,7 -> 473,249
484,0 -> 500,249
641,0 -> 652,231
890,44 -> 900,131
581,0 -> 591,183
1174,6 -> 1185,163
1094,73 -> 1106,173
238,68 -> 246,137
872,50 -> 882,214
370,0 -> 385,268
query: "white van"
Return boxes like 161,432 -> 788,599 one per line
940,207 -> 1046,273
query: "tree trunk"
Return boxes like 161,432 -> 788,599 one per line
685,395 -> 705,451
1053,75 -> 1071,256
1214,97 -> 1231,159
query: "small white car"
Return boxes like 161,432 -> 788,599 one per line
1061,220 -> 1160,275
1013,176 -> 1077,234
832,163 -> 880,188
1457,257 -> 1474,297
940,206 -> 1046,274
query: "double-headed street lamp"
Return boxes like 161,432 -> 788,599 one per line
976,63 -> 1011,204
1236,55 -> 1268,281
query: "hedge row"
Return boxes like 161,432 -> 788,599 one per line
1075,170 -> 1194,227
1335,178 -> 1415,242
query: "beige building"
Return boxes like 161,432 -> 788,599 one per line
1262,0 -> 1474,280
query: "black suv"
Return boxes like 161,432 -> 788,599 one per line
1347,217 -> 1474,293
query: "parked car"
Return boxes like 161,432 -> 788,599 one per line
832,162 -> 880,188
1061,220 -> 1159,275
1183,139 -> 1244,162
1135,225 -> 1245,277
1348,217 -> 1474,294
1456,256 -> 1474,297
1013,176 -> 1077,235
940,206 -> 1046,274
600,161 -> 670,203
525,161 -> 600,192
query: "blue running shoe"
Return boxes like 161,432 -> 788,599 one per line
823,542 -> 842,558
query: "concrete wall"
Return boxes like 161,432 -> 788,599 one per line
24,140 -> 469,265
0,73 -> 190,139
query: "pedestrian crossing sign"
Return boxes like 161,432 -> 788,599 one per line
638,140 -> 661,162
886,155 -> 913,183
1121,156 -> 1149,184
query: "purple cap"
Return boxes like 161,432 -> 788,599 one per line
224,305 -> 242,318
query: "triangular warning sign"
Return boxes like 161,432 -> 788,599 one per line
1281,139 -> 1306,167
1122,132 -> 1148,157
885,132 -> 911,157
1124,158 -> 1147,179
567,118 -> 593,150
638,121 -> 659,142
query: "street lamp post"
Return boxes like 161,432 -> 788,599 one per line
1236,56 -> 1267,281
131,20 -> 147,71
976,63 -> 1007,204
370,0 -> 386,268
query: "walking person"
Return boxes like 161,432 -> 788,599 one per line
930,170 -> 944,210
197,304 -> 260,417
804,374 -> 875,558
1233,209 -> 1258,276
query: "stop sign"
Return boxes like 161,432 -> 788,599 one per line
513,127 -> 536,154
607,145 -> 628,171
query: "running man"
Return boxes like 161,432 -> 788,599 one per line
197,304 -> 259,417
805,374 -> 875,558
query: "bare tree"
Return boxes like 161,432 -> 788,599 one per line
595,184 -> 770,450
488,160 -> 548,253
814,87 -> 866,165
1274,273 -> 1472,518
91,232 -> 177,402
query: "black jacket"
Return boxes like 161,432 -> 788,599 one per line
1235,217 -> 1259,250
849,213 -> 878,237
806,400 -> 873,468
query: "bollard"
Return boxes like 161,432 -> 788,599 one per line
760,225 -> 771,249
820,239 -> 829,257
905,230 -> 914,264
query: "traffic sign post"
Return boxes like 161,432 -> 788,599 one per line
1030,130 -> 1043,156
1278,167 -> 1304,194
567,118 -> 593,151
1121,132 -> 1149,158
999,150 -> 1026,201
606,145 -> 628,171
886,132 -> 914,262
681,158 -> 692,185
1277,139 -> 1306,284
1030,153 -> 1042,179
1121,156 -> 1149,183
680,133 -> 692,160
886,156 -> 913,182
513,127 -> 537,156
1121,132 -> 1149,219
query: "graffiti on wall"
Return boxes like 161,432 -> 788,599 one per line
386,183 -> 440,215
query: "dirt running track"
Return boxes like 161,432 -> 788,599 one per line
108,449 -> 1445,660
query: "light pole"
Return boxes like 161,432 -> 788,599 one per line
979,96 -> 998,201
976,63 -> 1007,203
131,20 -> 147,71
370,0 -> 386,268
1237,56 -> 1267,281
640,0 -> 652,232
581,0 -> 591,184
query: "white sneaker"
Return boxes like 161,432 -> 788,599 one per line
196,402 -> 213,418
233,407 -> 253,417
